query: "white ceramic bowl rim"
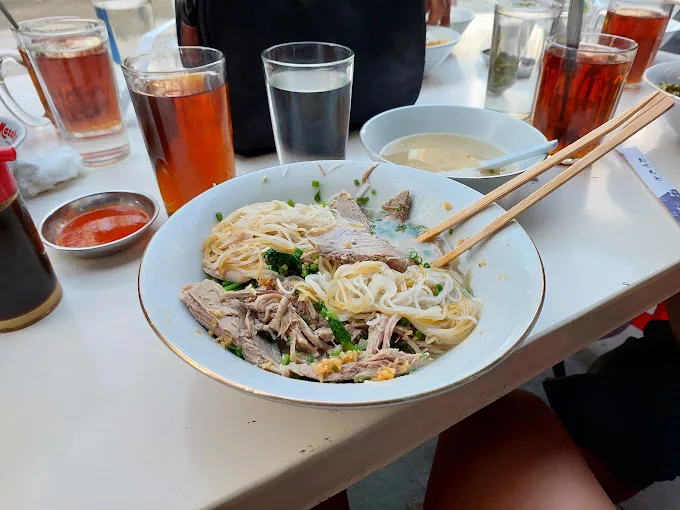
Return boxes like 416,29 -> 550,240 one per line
425,25 -> 461,48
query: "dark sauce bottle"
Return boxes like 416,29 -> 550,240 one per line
0,147 -> 62,332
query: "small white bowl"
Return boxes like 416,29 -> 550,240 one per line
360,104 -> 550,194
643,61 -> 680,137
662,18 -> 680,47
450,6 -> 475,35
425,25 -> 461,75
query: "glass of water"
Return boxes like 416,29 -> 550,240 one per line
484,0 -> 562,120
262,42 -> 354,164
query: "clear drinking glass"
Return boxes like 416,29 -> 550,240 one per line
123,47 -> 235,215
91,0 -> 155,64
531,33 -> 637,162
484,0 -> 562,120
262,42 -> 354,164
600,0 -> 672,87
6,17 -> 130,166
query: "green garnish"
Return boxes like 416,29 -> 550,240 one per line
396,205 -> 402,212
307,355 -> 315,363
262,174 -> 268,182
293,247 -> 304,258
264,248 -> 303,276
391,339 -> 415,354
287,199 -> 295,207
434,283 -> 444,296
315,301 -> 357,351
660,81 -> 680,98
221,280 -> 245,291
397,317 -> 411,327
407,249 -> 422,265
314,190 -> 322,203
487,169 -> 497,175
448,228 -> 454,235
227,344 -> 244,358
423,262 -> 431,268
357,376 -> 372,382
371,189 -> 376,195
395,224 -> 407,232
356,196 -> 369,206
465,286 -> 474,295
308,263 -> 318,272
312,180 -> 320,188
215,212 -> 223,222
281,353 -> 291,365
415,330 -> 425,341
354,179 -> 360,186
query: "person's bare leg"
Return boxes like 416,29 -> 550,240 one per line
424,390 -> 615,510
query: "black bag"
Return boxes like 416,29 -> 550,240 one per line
176,0 -> 425,155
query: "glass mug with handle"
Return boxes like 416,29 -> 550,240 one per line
0,17 -> 130,166
597,0 -> 672,87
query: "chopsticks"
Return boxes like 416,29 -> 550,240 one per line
417,91 -> 664,245
424,91 -> 673,268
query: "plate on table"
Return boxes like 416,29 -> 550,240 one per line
138,160 -> 545,407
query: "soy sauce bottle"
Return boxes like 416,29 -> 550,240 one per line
0,147 -> 62,332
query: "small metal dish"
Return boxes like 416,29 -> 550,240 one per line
39,190 -> 160,258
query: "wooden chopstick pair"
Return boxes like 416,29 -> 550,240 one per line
417,91 -> 674,268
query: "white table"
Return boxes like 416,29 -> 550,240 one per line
3,16 -> 680,510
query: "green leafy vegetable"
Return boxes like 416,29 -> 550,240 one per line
314,190 -> 322,203
281,354 -> 291,365
227,344 -> 244,358
221,280 -> 245,291
264,248 -> 303,276
397,317 -> 411,327
287,199 -> 295,207
434,283 -> 444,296
415,329 -> 425,341
215,212 -> 223,222
356,196 -> 369,206
315,301 -> 357,351
311,180 -> 320,188
354,179 -> 360,186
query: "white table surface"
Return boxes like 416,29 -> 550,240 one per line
3,15 -> 680,510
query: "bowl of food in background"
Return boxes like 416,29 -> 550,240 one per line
644,61 -> 680,136
449,6 -> 475,35
360,104 -> 550,194
424,25 -> 461,75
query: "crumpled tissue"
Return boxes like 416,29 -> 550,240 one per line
12,146 -> 83,197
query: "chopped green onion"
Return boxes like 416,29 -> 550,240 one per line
395,224 -> 407,232
354,179 -> 360,186
332,364 -> 341,372
396,205 -> 402,212
314,190 -> 322,203
465,286 -> 474,295
227,344 -> 244,358
215,212 -> 223,222
357,376 -> 372,382
221,280 -> 245,291
434,283 -> 444,296
281,353 -> 291,365
397,317 -> 411,327
448,228 -> 454,235
423,262 -> 431,268
356,196 -> 369,206
371,189 -> 376,195
293,247 -> 303,258
312,180 -> 320,188
308,263 -> 318,272
262,174 -> 268,182
415,330 -> 425,341
307,355 -> 315,363
287,199 -> 295,207
488,169 -> 497,174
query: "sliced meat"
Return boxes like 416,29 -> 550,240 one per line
306,225 -> 413,272
329,191 -> 371,231
365,313 -> 400,354
180,280 -> 282,366
287,348 -> 425,382
381,190 -> 410,223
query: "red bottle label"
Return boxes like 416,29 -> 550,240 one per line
0,162 -> 17,204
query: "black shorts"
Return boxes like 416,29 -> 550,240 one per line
543,320 -> 680,489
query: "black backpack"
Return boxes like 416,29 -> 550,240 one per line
175,0 -> 425,155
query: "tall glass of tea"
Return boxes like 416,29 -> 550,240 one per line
8,17 -> 129,166
601,0 -> 672,88
122,47 -> 235,215
531,33 -> 637,163
262,42 -> 354,164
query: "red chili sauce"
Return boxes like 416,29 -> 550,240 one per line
55,205 -> 150,248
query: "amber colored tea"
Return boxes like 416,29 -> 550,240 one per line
130,74 -> 235,214
32,36 -> 122,134
18,47 -> 53,124
532,44 -> 633,159
602,7 -> 670,85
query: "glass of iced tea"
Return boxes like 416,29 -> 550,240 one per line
122,47 -> 235,215
601,0 -> 672,87
531,33 -> 637,162
7,17 -> 130,166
